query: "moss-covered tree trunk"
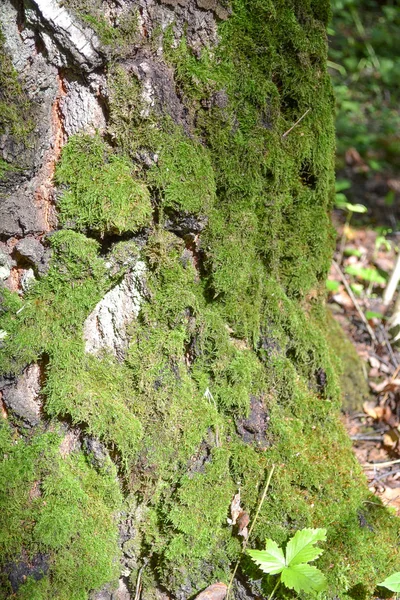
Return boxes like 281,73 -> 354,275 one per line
0,1 -> 399,599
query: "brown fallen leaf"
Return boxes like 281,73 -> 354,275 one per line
237,511 -> 250,540
195,583 -> 227,600
383,428 -> 400,449
332,291 -> 353,309
377,486 -> 400,515
227,492 -> 242,526
363,401 -> 384,420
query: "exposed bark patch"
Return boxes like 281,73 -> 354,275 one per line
235,396 -> 269,448
3,552 -> 49,593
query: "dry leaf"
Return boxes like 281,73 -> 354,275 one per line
377,486 -> 400,515
332,291 -> 353,309
368,355 -> 381,369
363,401 -> 383,420
383,429 -> 400,449
227,492 -> 242,526
236,511 -> 250,540
195,583 -> 227,600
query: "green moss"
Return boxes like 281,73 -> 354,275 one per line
61,0 -> 140,51
55,133 -> 152,235
147,123 -> 216,215
0,231 -> 142,465
0,31 -> 34,179
325,309 -> 370,412
1,0 -> 399,597
0,421 -> 122,600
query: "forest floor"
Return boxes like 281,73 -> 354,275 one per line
330,149 -> 400,514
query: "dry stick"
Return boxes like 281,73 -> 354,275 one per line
383,252 -> 400,307
374,467 -> 400,483
282,109 -> 311,138
134,566 -> 144,600
332,260 -> 377,343
363,458 -> 400,469
226,465 -> 276,600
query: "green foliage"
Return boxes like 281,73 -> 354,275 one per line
55,133 -> 152,235
330,0 -> 400,167
0,421 -> 122,600
248,529 -> 327,594
379,572 -> 400,593
345,264 -> 387,286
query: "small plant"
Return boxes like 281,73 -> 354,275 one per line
247,528 -> 327,598
379,572 -> 400,593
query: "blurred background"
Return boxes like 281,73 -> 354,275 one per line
328,0 -> 400,507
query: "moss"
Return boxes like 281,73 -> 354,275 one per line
0,421 -> 122,600
0,31 -> 34,179
61,0 -> 140,52
325,309 -> 370,412
55,134 -> 152,235
1,0 -> 399,597
147,123 -> 216,215
0,231 -> 143,465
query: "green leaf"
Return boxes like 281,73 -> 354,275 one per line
345,202 -> 367,213
365,310 -> 384,320
345,264 -> 387,285
335,179 -> 351,192
281,564 -> 327,593
285,528 -> 326,566
326,279 -> 340,292
247,539 -> 286,575
378,572 -> 400,592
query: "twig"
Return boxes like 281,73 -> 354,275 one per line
350,434 -> 383,441
332,260 -> 377,343
134,565 -> 144,600
226,465 -> 276,599
363,458 -> 400,469
379,324 -> 399,369
383,252 -> 400,306
380,363 -> 400,405
267,577 -> 281,600
373,467 -> 400,483
282,109 -> 311,138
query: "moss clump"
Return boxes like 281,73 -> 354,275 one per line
325,309 -> 370,412
61,0 -> 140,52
147,123 -> 216,215
0,31 -> 34,179
0,231 -> 143,465
55,134 -> 152,235
0,421 -> 122,600
1,0 -> 400,597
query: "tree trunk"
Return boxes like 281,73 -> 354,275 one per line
0,1 -> 398,599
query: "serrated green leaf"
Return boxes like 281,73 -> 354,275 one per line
378,572 -> 400,592
247,539 -> 286,575
281,564 -> 327,593
285,528 -> 326,566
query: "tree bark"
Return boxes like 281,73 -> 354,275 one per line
0,1 -> 399,599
